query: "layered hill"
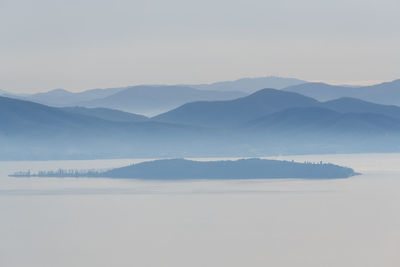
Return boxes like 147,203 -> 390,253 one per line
187,76 -> 306,93
322,97 -> 400,119
0,96 -> 154,134
284,79 -> 400,105
12,85 -> 246,116
60,107 -> 148,123
0,96 -> 207,160
153,89 -> 319,127
77,85 -> 246,115
4,76 -> 308,115
3,87 -> 400,160
21,87 -> 124,106
153,88 -> 400,129
246,107 -> 400,135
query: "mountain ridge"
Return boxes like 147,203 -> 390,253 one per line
186,76 -> 307,93
153,88 -> 319,127
153,88 -> 400,128
3,88 -> 400,160
77,85 -> 246,116
283,79 -> 400,105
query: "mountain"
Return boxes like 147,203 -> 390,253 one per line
4,76 -> 307,115
0,96 -> 208,160
154,88 -> 400,130
188,76 -> 306,93
61,107 -> 148,122
247,107 -> 400,135
153,87 -> 400,154
20,87 -> 124,106
0,96 -> 203,136
153,88 -> 319,127
322,97 -> 400,120
0,95 -> 103,134
359,79 -> 400,105
283,82 -> 355,101
77,85 -> 246,116
3,89 -> 400,160
16,86 -> 246,116
0,95 -> 155,140
2,76 -> 306,113
284,79 -> 400,105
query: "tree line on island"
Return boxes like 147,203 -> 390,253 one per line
10,158 -> 358,179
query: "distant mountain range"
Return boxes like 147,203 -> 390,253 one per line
0,76 -> 306,115
3,85 -> 400,159
0,96 -> 211,159
153,89 -> 319,128
284,79 -> 400,105
186,76 -> 307,93
60,107 -> 149,123
20,87 -> 124,106
4,77 -> 400,116
153,88 -> 400,129
0,96 -> 187,140
246,107 -> 400,135
6,86 -> 246,116
152,88 -> 400,155
75,86 -> 246,116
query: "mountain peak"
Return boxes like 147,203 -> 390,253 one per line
48,88 -> 70,93
154,88 -> 319,127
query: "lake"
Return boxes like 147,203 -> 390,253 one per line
0,154 -> 399,267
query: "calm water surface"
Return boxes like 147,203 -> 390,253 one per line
0,154 -> 399,267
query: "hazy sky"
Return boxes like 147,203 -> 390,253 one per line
1,0 -> 399,93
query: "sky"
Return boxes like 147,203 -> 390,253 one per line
1,0 -> 400,93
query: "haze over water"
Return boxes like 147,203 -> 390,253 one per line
1,153 -> 399,267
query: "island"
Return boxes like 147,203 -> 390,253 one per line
10,158 -> 358,179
